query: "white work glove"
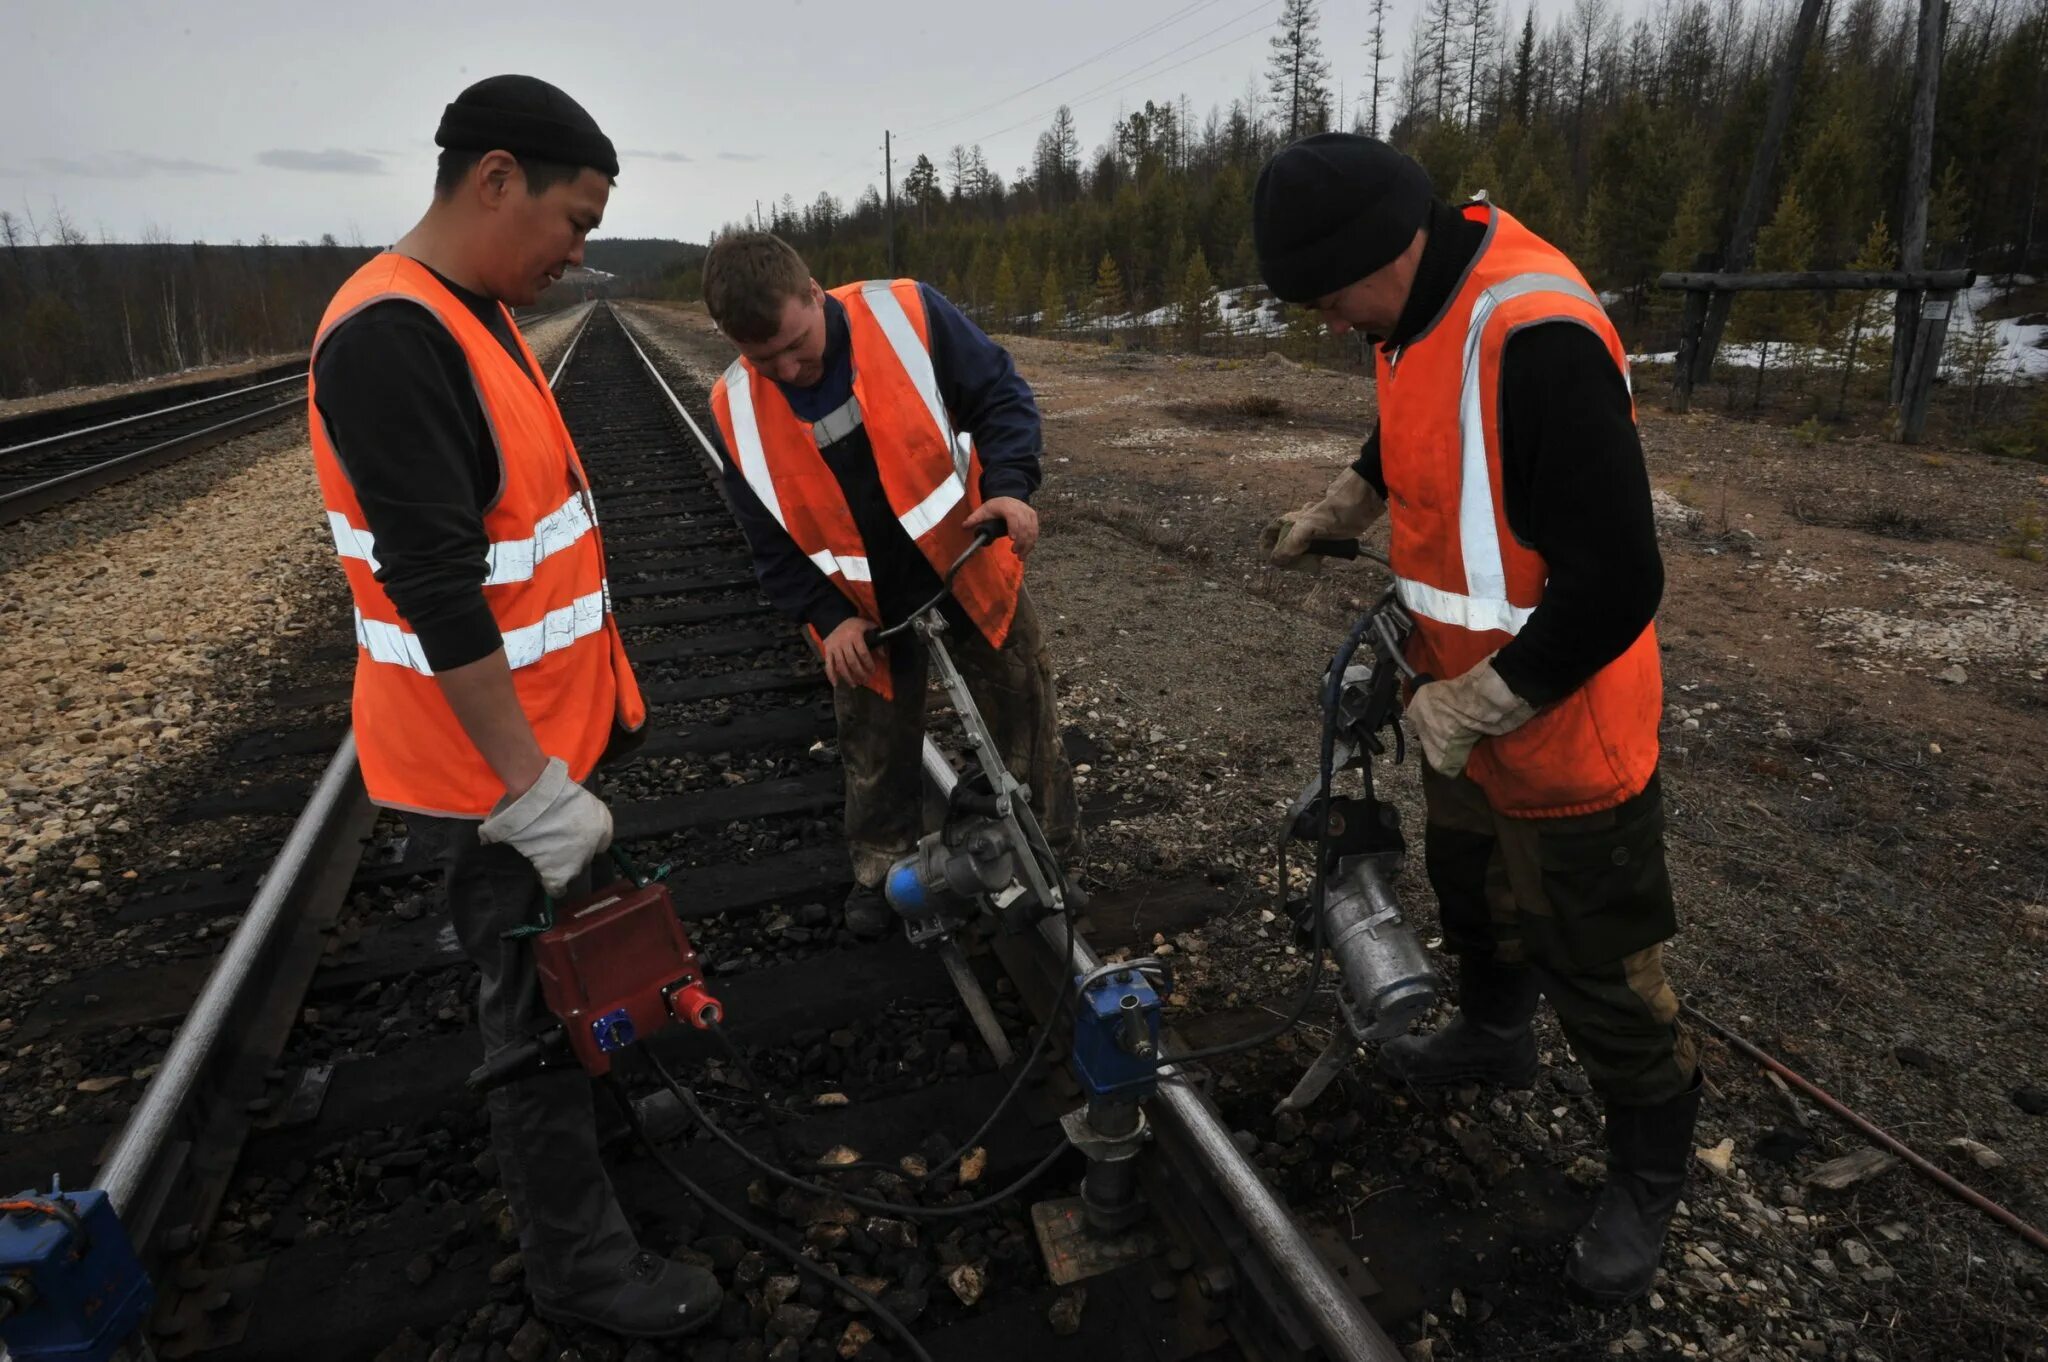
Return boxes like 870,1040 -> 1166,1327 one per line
1404,658 -> 1537,778
1262,467 -> 1387,566
477,756 -> 613,898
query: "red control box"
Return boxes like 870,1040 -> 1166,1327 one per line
531,880 -> 721,1076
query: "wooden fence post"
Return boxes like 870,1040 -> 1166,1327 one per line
1895,286 -> 1956,443
1670,286 -> 1707,413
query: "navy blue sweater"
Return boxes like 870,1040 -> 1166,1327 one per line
720,285 -> 1042,655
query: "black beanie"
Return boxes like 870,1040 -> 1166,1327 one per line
1253,133 -> 1433,303
435,75 -> 619,180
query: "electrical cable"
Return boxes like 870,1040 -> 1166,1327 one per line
712,901 -> 1082,1187
1155,602 -> 1384,1068
647,1048 -> 1071,1222
604,1075 -> 935,1362
968,0 -> 1276,146
907,0 -> 1229,135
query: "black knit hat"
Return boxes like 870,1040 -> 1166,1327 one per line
1253,133 -> 1433,303
435,75 -> 619,180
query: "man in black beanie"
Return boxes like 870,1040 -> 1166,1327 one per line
305,77 -> 722,1339
1253,133 -> 1700,1308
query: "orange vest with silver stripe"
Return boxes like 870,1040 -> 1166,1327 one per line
1379,203 -> 1661,817
308,255 -> 645,818
709,279 -> 1023,699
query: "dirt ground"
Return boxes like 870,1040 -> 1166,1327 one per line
628,300 -> 2047,1360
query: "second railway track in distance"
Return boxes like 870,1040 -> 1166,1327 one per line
0,361 -> 309,526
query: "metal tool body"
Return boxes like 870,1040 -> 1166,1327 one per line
1277,584 -> 1442,1112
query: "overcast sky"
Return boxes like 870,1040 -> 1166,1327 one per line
4,0 -> 1589,248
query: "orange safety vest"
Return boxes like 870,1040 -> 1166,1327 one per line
709,279 -> 1023,699
308,255 -> 645,818
1379,202 -> 1661,817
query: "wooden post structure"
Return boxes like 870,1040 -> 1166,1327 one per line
1691,0 -> 1828,388
1892,0 -> 1947,405
1668,252 -> 1715,412
1657,268 -> 1973,437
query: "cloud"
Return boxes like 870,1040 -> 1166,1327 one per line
34,152 -> 232,179
717,151 -> 764,163
625,148 -> 693,164
257,148 -> 386,175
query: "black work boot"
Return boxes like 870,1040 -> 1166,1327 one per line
1566,1071 -> 1706,1305
841,882 -> 893,939
533,1250 -> 723,1339
1378,956 -> 1540,1089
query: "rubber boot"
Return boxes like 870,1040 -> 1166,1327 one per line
1378,955 -> 1540,1089
1566,1071 -> 1706,1305
533,1250 -> 723,1339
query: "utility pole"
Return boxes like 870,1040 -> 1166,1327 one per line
755,199 -> 762,231
884,130 -> 897,277
1891,0 -> 1946,406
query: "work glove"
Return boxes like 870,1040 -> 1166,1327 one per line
1262,467 -> 1387,567
477,756 -> 613,898
1404,658 -> 1537,779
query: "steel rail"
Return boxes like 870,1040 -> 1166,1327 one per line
0,397 -> 303,526
0,372 -> 304,459
95,735 -> 372,1223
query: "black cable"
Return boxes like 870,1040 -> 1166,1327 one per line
718,903 -> 1082,1186
1153,604 -> 1380,1068
648,1048 -> 1072,1221
604,1074 -> 936,1362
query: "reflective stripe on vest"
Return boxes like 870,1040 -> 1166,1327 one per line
326,492 -> 598,590
354,580 -> 612,675
723,283 -> 972,553
1393,269 -> 1605,639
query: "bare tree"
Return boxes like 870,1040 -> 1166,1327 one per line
1365,0 -> 1391,135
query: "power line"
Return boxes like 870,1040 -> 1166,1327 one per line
907,0 -> 1231,135
968,0 -> 1277,147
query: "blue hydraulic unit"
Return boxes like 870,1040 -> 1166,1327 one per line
1064,961 -> 1166,1233
0,1182 -> 153,1361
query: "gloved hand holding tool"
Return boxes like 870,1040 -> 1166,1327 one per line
1403,657 -> 1535,778
1263,467 -> 1386,566
478,756 -> 613,897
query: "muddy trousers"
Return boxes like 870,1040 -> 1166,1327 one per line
1420,766 -> 1698,1108
406,815 -> 638,1299
833,587 -> 1080,889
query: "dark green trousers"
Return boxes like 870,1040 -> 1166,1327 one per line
833,586 -> 1079,888
1422,765 -> 1699,1107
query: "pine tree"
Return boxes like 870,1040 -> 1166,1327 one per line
967,239 -> 998,317
1039,262 -> 1067,332
1181,247 -> 1220,352
1013,262 -> 1040,333
1364,0 -> 1391,136
903,155 -> 941,231
1231,231 -> 1259,290
1093,253 -> 1126,335
991,253 -> 1019,331
1834,217 -> 1893,418
1735,187 -> 1820,412
1927,159 -> 1970,263
1266,0 -> 1333,141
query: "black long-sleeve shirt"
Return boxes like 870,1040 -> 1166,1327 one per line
1354,199 -> 1663,706
721,286 -> 1044,668
312,266 -> 532,672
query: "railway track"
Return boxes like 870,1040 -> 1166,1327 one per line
0,363 -> 310,526
3,303 -> 1402,1362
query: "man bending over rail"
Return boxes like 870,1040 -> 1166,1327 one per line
700,232 -> 1080,930
1254,133 -> 1700,1307
305,75 -> 718,1341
